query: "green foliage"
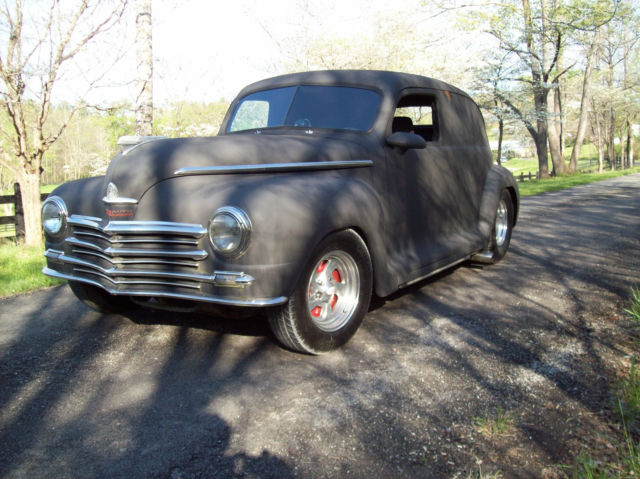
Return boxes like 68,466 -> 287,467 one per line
0,244 -> 64,297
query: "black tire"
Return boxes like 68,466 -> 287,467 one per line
68,281 -> 133,314
487,189 -> 514,263
268,229 -> 373,354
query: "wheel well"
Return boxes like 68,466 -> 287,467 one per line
324,226 -> 376,293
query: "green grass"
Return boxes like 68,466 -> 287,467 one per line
0,244 -> 64,297
518,167 -> 640,197
474,407 -> 516,438
625,288 -> 640,326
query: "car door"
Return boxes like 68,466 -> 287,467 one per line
384,89 -> 481,286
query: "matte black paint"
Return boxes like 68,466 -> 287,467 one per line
43,70 -> 519,307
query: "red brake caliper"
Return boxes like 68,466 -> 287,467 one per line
311,261 -> 328,317
330,268 -> 341,310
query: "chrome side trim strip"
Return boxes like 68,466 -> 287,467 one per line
43,267 -> 286,307
174,159 -> 373,176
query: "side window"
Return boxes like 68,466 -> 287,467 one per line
392,94 -> 438,142
229,101 -> 269,132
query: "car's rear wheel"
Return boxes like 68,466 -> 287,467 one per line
268,229 -> 373,354
69,281 -> 134,314
487,189 -> 514,263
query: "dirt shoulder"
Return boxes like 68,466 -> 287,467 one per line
1,174 -> 639,478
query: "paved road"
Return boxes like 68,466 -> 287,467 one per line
1,174 -> 639,478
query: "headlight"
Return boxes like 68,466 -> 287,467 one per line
208,206 -> 251,257
42,196 -> 68,238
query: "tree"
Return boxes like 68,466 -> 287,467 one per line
0,0 -> 127,246
482,0 -> 558,177
479,0 -> 622,178
472,52 -> 521,165
564,1 -> 622,172
135,0 -> 152,136
568,31 -> 600,172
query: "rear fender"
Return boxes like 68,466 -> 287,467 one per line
477,165 -> 520,242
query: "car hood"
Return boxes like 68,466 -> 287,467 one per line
104,134 -> 368,202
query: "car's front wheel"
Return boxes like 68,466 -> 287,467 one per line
268,229 -> 373,354
69,281 -> 134,314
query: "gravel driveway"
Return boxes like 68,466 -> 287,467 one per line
1,174 -> 639,478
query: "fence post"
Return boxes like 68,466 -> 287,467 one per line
14,182 -> 25,242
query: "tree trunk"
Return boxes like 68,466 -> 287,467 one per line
534,90 -> 550,178
547,87 -> 564,175
608,108 -> 615,171
624,118 -> 632,169
522,0 -> 550,178
136,0 -> 153,136
591,112 -> 604,173
630,123 -> 635,168
569,38 -> 598,172
18,169 -> 43,247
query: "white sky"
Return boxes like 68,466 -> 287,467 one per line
52,0 -> 487,106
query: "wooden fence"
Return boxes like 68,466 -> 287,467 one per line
0,183 -> 48,241
516,171 -> 539,182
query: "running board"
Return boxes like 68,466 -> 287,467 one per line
399,256 -> 471,289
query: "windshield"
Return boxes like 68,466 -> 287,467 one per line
227,85 -> 381,133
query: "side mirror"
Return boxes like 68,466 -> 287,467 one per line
386,132 -> 427,150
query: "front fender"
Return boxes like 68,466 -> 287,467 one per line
136,169 -> 387,300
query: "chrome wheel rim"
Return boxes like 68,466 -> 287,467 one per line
494,199 -> 509,247
306,250 -> 360,332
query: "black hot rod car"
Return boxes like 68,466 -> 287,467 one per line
42,70 -> 519,354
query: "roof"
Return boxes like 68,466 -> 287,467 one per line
235,70 -> 470,100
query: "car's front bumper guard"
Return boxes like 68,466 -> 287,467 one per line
43,249 -> 287,308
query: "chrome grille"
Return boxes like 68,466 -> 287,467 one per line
59,215 -> 210,291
